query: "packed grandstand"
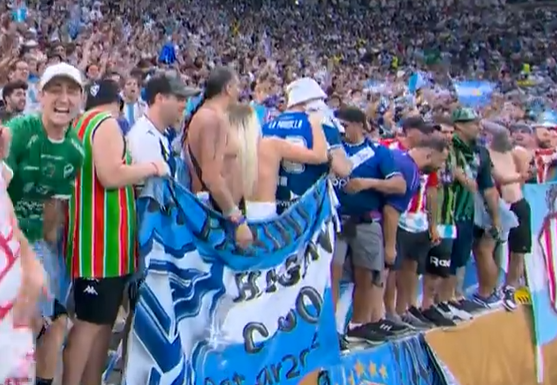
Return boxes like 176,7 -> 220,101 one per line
1,0 -> 557,385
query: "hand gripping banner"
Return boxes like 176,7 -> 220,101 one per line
125,177 -> 340,385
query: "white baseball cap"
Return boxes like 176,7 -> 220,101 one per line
39,63 -> 83,91
286,77 -> 327,108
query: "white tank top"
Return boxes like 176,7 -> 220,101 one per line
0,164 -> 35,385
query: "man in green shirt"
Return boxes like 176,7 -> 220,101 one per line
436,108 -> 502,312
5,62 -> 85,385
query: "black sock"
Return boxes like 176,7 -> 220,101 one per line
36,378 -> 53,385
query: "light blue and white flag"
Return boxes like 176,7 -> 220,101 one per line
453,80 -> 495,108
408,71 -> 430,94
126,177 -> 339,385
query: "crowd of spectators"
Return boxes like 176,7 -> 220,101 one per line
1,0 -> 557,106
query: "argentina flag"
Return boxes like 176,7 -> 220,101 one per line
126,177 -> 339,385
453,80 -> 495,108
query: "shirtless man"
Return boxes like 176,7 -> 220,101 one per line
511,121 -> 557,183
487,125 -> 532,311
246,110 -> 329,220
184,66 -> 253,248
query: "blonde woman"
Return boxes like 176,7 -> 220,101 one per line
227,104 -> 329,221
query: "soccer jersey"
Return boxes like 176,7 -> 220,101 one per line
262,111 -> 342,212
5,114 -> 84,241
336,140 -> 400,215
66,110 -> 136,279
382,139 -> 439,232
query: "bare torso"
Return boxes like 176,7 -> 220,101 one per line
489,148 -> 522,204
249,138 -> 282,203
186,107 -> 244,206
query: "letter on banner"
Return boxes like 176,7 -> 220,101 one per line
126,177 -> 340,385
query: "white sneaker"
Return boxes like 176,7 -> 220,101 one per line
436,302 -> 472,321
447,302 -> 473,321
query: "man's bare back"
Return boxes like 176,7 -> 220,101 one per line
246,112 -> 328,209
186,106 -> 244,210
251,138 -> 285,203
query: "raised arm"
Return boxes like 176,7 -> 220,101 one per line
274,112 -> 328,164
321,118 -> 352,177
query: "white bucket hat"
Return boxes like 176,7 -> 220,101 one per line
286,77 -> 327,108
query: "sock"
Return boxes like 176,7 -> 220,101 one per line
36,378 -> 53,385
348,322 -> 362,330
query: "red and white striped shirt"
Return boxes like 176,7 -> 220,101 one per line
381,139 -> 439,232
534,148 -> 557,183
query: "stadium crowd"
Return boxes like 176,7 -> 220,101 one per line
2,0 -> 557,384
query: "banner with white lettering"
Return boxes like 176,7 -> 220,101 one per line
125,177 -> 339,385
522,183 -> 557,383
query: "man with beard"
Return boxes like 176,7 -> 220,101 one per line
486,122 -> 532,312
440,108 -> 501,309
1,80 -> 28,121
63,78 -> 169,385
380,117 -> 441,329
184,66 -> 254,248
511,116 -> 557,184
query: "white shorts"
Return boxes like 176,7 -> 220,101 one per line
245,201 -> 278,221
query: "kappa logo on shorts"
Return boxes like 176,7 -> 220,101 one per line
83,285 -> 98,296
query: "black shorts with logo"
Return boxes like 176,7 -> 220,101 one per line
508,198 -> 532,254
73,276 -> 129,326
426,239 -> 453,278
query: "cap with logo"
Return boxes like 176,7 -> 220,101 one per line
40,62 -> 83,91
85,79 -> 122,111
451,107 -> 479,123
144,75 -> 201,106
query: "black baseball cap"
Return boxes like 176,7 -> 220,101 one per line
85,79 -> 123,111
335,106 -> 370,131
144,75 -> 201,106
401,116 -> 439,134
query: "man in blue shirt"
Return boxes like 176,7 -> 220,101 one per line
261,77 -> 352,213
332,106 -> 407,345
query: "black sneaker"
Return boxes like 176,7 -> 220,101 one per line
408,306 -> 434,327
451,298 -> 484,314
338,333 -> 350,353
502,286 -> 518,312
346,324 -> 385,345
421,306 -> 457,327
362,320 -> 406,339
371,319 -> 412,336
